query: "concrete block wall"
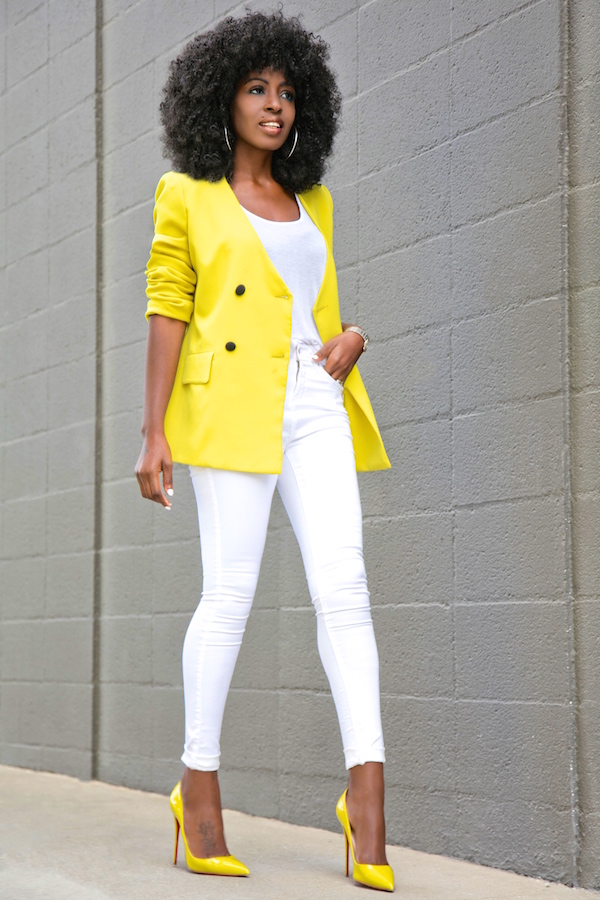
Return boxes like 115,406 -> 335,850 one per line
569,0 -> 600,889
1,0 -> 599,889
0,0 -> 97,779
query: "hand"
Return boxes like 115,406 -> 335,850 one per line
134,432 -> 174,508
313,330 -> 365,382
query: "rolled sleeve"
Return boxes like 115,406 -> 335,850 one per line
145,172 -> 197,323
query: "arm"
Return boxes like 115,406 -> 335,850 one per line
137,173 -> 196,506
134,314 -> 187,507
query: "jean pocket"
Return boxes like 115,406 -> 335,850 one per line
318,363 -> 345,393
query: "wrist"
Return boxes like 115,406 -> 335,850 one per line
343,325 -> 369,352
141,424 -> 166,440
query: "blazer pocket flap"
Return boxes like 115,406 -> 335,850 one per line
182,351 -> 213,385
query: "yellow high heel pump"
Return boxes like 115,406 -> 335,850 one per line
336,789 -> 394,892
170,782 -> 249,876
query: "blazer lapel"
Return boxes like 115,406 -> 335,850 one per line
214,178 -> 336,339
218,178 -> 291,296
298,190 -> 334,325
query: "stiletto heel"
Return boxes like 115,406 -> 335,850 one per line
173,815 -> 180,865
336,789 -> 394,892
170,782 -> 249,876
344,831 -> 350,877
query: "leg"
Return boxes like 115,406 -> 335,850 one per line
180,769 -> 228,858
346,762 -> 387,865
276,378 -> 388,865
181,466 -> 277,857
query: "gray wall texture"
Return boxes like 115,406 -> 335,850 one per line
1,0 -> 599,889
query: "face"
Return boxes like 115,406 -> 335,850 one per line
230,68 -> 296,152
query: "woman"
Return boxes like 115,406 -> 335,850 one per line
135,10 -> 393,892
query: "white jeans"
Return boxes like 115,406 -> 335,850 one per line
181,343 -> 385,771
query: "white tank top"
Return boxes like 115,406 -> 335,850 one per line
241,197 -> 326,350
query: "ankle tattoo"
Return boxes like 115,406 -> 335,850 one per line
197,821 -> 218,856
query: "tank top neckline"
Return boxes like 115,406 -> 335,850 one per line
240,195 -> 302,224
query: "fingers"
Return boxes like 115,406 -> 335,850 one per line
323,358 -> 349,381
322,347 -> 356,381
323,359 -> 348,380
325,365 -> 348,382
316,332 -> 363,379
163,458 -> 174,499
134,441 -> 173,508
136,466 -> 170,507
150,468 -> 171,507
134,453 -> 151,500
314,336 -> 363,381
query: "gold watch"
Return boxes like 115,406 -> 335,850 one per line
344,325 -> 369,352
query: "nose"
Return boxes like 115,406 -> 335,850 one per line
265,90 -> 282,112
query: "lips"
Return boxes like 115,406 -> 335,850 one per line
259,119 -> 283,134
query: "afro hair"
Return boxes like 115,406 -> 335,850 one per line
159,9 -> 342,193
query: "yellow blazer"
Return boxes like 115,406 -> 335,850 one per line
145,171 -> 390,473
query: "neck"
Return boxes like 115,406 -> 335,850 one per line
230,141 -> 276,188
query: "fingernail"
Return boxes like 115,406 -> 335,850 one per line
164,505 -> 171,511
312,354 -> 319,360
166,488 -> 174,496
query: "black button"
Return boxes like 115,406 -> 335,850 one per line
225,341 -> 236,351
235,284 -> 245,296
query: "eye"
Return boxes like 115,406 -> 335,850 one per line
248,85 -> 264,94
281,90 -> 295,102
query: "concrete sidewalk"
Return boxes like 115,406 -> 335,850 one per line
0,766 -> 596,900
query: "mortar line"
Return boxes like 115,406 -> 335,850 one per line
91,0 -> 104,782
559,0 -> 579,885
447,3 -> 460,798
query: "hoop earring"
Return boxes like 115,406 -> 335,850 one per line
284,126 -> 299,160
224,125 -> 233,152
